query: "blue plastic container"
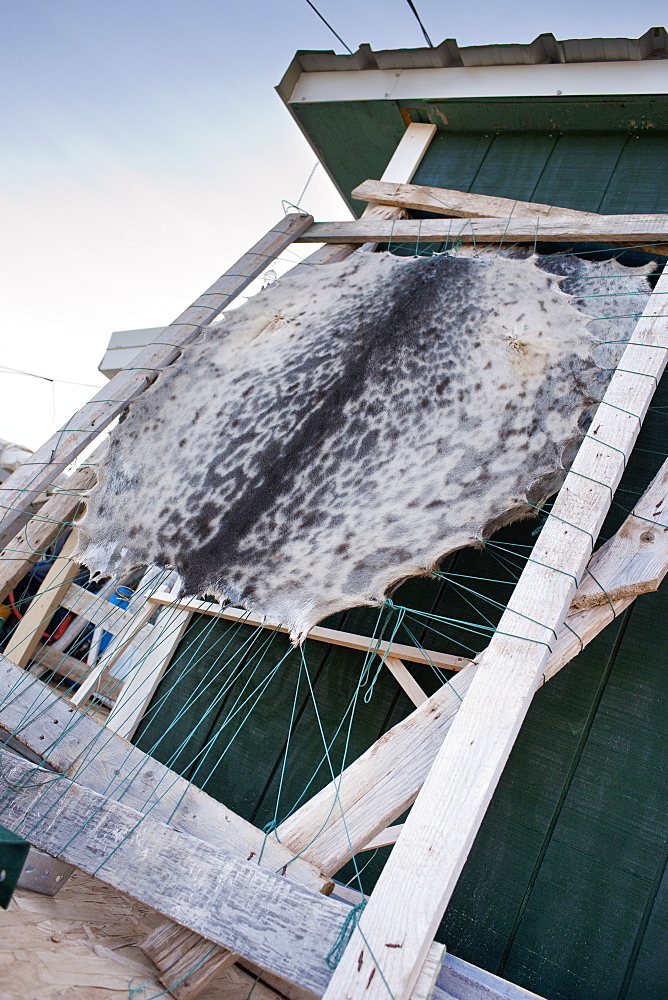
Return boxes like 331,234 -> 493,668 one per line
98,586 -> 134,653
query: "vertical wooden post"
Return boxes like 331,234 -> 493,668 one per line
321,272 -> 668,1000
4,532 -> 80,669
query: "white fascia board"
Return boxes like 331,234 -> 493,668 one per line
289,60 -> 668,104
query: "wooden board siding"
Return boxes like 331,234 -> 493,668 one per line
411,132 -> 668,216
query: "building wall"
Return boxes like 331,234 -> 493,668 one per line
134,110 -> 668,1000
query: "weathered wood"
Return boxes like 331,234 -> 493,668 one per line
433,953 -> 548,1000
105,606 -> 193,740
298,215 -> 668,247
379,124 -> 437,184
70,597 -> 157,706
141,921 -> 239,999
59,581 -> 132,631
0,748 -> 347,997
0,655 -> 329,895
0,213 -> 314,549
278,450 -> 668,873
0,462 -> 96,602
351,179 -> 598,221
139,124 -> 441,1000
283,123 -> 436,280
148,592 -> 469,671
4,533 -> 80,668
276,668 -> 474,874
412,943 -> 446,1000
362,824 -> 405,851
30,642 -> 89,683
383,656 -> 428,707
322,270 -> 668,1000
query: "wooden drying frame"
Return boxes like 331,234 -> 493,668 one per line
0,126 -> 667,1000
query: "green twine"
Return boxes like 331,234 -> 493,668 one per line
326,899 -> 367,969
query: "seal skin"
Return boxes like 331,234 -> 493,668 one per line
75,251 -> 652,641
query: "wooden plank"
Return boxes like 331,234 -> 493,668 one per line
0,748 -> 348,997
351,179 -> 597,220
138,126 -> 438,998
60,581 -> 132,631
434,953 -> 549,1000
141,922 -> 239,999
284,124 -> 436,279
148,593 -> 469,672
278,456 -> 668,874
4,533 -> 80,668
70,597 -> 158,706
0,461 -> 97,603
383,656 -> 428,707
0,213 -> 314,549
412,943 -> 446,1000
105,606 -> 192,739
379,124 -> 437,185
0,655 -> 329,895
30,642 -> 89,683
298,215 -> 668,246
321,273 -> 668,999
362,824 -> 405,852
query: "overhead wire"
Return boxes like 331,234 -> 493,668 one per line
303,0 -> 353,54
404,0 -> 434,47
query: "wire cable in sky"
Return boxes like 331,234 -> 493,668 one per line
303,0 -> 353,55
404,0 -> 434,47
0,366 -> 103,390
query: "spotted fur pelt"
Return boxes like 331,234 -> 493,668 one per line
75,251 -> 652,641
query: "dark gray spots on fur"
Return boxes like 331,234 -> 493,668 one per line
76,251 -> 653,641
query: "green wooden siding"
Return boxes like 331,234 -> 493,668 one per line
412,131 -> 668,215
292,95 -> 668,215
135,99 -> 668,999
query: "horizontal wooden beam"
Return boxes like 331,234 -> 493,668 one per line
351,179 -> 597,221
0,213 -> 314,550
148,592 -> 469,672
0,748 -> 347,996
278,452 -> 668,877
0,655 -> 329,895
297,215 -> 668,249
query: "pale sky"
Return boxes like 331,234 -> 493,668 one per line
1,0 -> 666,450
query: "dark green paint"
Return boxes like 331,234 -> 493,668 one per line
0,823 -> 30,909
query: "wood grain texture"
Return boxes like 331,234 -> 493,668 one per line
0,214 -> 314,549
351,179 -> 597,220
4,533 -> 80,668
283,124 -> 436,280
0,655 -> 329,895
322,270 -> 668,1000
105,606 -> 193,740
0,462 -> 96,602
148,592 -> 469,671
298,216 -> 668,247
0,749 -> 347,997
433,953 -> 549,1000
278,455 -> 668,876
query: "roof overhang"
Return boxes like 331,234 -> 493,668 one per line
283,60 -> 667,105
276,30 -> 668,216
